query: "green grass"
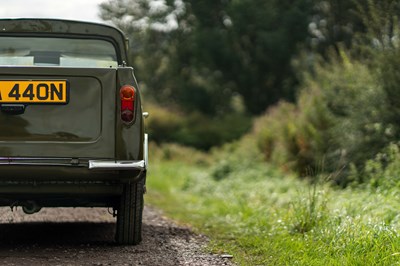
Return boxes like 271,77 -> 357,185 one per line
146,143 -> 400,265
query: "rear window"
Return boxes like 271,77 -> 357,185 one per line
0,37 -> 118,68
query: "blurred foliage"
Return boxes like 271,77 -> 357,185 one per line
149,141 -> 211,166
309,0 -> 400,55
249,0 -> 400,185
255,50 -> 400,186
100,0 -> 400,186
255,52 -> 396,184
350,143 -> 400,190
100,0 -> 313,115
144,102 -> 252,150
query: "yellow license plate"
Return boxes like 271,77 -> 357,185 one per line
0,80 -> 69,104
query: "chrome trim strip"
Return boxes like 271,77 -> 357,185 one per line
0,162 -> 77,167
0,157 -> 85,167
144,133 -> 148,168
0,157 -> 72,161
0,137 -> 150,171
88,160 -> 146,170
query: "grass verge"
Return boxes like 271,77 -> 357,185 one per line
146,143 -> 400,265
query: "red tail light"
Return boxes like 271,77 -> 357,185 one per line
120,85 -> 136,124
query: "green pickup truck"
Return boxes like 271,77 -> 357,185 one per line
0,19 -> 148,245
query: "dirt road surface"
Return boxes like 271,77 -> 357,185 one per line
0,206 -> 234,266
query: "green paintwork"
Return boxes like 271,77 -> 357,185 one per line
0,67 -> 116,158
0,19 -> 145,208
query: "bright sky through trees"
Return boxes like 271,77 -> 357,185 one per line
0,0 -> 105,23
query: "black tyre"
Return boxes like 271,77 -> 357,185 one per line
116,177 -> 145,245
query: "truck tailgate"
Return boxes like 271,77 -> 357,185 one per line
0,67 -> 116,158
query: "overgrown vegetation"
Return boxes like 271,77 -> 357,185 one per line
255,54 -> 389,183
99,0 -> 400,183
144,102 -> 252,150
147,142 -> 400,265
99,1 -> 400,263
255,43 -> 400,184
252,0 -> 400,184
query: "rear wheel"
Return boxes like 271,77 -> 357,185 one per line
115,177 -> 145,245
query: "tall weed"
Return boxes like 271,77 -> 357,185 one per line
290,178 -> 328,234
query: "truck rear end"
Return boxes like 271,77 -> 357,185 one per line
0,19 -> 147,245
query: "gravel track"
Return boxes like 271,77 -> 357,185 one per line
0,206 -> 234,266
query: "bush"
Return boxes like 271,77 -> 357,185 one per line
254,53 -> 392,184
254,101 -> 302,172
145,103 -> 185,144
144,102 -> 252,150
304,55 -> 388,180
149,142 -> 211,166
351,143 -> 400,191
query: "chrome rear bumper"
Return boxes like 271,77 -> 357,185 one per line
0,134 -> 149,171
88,160 -> 145,170
89,133 -> 148,171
